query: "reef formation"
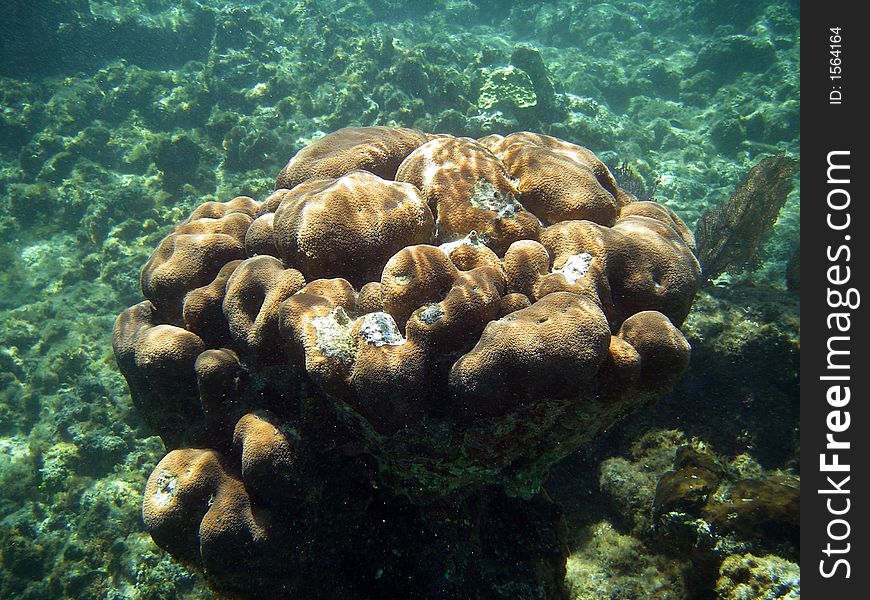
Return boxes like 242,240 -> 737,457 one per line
112,126 -> 700,596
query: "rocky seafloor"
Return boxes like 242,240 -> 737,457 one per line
0,0 -> 799,598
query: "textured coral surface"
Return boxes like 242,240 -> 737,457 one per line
112,126 -> 700,596
0,1 -> 800,596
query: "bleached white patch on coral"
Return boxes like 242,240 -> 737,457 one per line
312,306 -> 356,362
152,470 -> 177,509
469,179 -> 522,218
419,304 -> 444,324
554,252 -> 594,284
358,312 -> 406,346
438,229 -> 487,255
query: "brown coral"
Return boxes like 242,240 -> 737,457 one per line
396,136 -> 541,254
275,126 -> 431,189
113,301 -> 205,447
448,292 -> 610,418
121,125 -> 699,465
142,446 -> 274,581
232,411 -> 299,506
272,170 -> 435,287
480,132 -> 636,209
115,127 -> 701,595
120,125 -> 699,465
141,197 -> 259,320
223,256 -> 306,362
540,201 -> 700,325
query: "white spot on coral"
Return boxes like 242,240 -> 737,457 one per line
152,470 -> 177,508
554,253 -> 593,284
419,304 -> 444,324
358,312 -> 406,346
311,307 -> 356,362
438,229 -> 488,255
469,179 -> 522,218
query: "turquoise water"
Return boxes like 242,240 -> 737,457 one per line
0,1 -> 799,598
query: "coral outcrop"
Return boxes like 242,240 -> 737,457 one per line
113,126 -> 701,597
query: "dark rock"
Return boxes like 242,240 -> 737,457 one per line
693,35 -> 777,85
154,133 -> 204,191
653,446 -> 722,517
785,244 -> 799,291
709,116 -> 746,156
703,477 -> 799,546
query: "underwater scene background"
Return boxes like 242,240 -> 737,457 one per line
0,0 -> 799,598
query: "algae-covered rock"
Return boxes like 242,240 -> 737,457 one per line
653,444 -> 799,559
694,35 -> 777,84
598,429 -> 687,535
715,553 -> 800,599
477,66 -> 538,111
565,521 -> 689,599
39,442 -> 81,494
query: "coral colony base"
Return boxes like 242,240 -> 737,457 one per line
113,127 -> 700,598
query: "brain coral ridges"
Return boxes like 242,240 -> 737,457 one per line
114,126 -> 700,595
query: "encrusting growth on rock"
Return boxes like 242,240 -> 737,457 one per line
113,126 -> 701,598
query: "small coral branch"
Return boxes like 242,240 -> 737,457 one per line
695,154 -> 797,282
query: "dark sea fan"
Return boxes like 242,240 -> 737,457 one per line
694,153 -> 797,281
609,161 -> 659,202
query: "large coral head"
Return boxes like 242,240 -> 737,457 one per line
114,128 -> 700,591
